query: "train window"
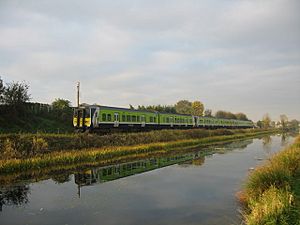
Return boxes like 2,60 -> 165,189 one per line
137,116 -> 140,122
166,117 -> 169,123
102,113 -> 107,121
122,115 -> 125,122
141,115 -> 145,122
150,117 -> 153,123
107,114 -> 111,121
132,115 -> 136,122
154,117 -> 156,123
85,108 -> 90,117
127,115 -> 131,122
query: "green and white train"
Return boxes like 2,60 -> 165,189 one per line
73,104 -> 253,132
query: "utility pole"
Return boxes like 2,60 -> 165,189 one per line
77,82 -> 80,108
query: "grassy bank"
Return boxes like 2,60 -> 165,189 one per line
241,135 -> 300,225
0,129 -> 275,174
0,128 -> 272,159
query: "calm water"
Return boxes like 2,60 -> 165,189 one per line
0,134 -> 295,225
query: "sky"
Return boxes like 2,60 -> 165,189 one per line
0,0 -> 299,121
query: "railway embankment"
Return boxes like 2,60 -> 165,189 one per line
0,128 -> 276,174
240,135 -> 300,224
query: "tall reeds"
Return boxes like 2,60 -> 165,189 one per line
242,135 -> 300,224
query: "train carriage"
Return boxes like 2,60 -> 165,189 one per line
73,104 -> 254,132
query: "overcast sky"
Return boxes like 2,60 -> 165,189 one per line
0,0 -> 299,121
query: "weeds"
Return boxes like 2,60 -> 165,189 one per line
0,129 -> 274,160
242,135 -> 300,224
0,130 -> 272,174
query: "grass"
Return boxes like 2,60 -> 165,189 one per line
241,135 -> 300,225
0,128 -> 275,159
0,129 -> 276,174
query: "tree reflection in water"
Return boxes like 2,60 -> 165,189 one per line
0,185 -> 30,211
262,135 -> 272,154
281,133 -> 289,147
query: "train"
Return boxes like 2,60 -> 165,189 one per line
73,104 -> 254,132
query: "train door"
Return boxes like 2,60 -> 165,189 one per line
193,116 -> 197,127
170,116 -> 174,127
90,108 -> 96,127
141,115 -> 145,127
114,113 -> 119,127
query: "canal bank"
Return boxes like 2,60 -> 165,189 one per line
0,133 -> 295,225
241,135 -> 300,224
0,129 -> 276,174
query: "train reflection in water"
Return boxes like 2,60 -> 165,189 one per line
75,139 -> 253,196
0,138 -> 254,208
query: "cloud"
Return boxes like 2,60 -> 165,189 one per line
0,0 -> 299,121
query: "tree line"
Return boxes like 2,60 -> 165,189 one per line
136,100 -> 249,121
257,113 -> 299,131
0,76 -> 72,124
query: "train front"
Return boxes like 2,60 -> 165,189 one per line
73,106 -> 92,131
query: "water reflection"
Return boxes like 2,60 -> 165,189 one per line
0,137 -> 258,210
281,133 -> 289,147
51,173 -> 71,184
0,185 -> 30,211
75,151 -> 203,196
262,135 -> 272,154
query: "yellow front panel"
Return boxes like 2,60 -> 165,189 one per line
73,117 -> 91,127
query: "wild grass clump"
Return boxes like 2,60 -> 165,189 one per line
245,186 -> 295,225
242,135 -> 300,224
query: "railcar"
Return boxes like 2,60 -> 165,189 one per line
73,104 -> 253,132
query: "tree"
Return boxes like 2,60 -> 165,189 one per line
235,113 -> 248,121
129,104 -> 135,110
257,120 -> 263,128
52,98 -> 72,121
3,80 -> 30,107
175,100 -> 192,114
204,109 -> 212,117
191,101 -> 204,116
215,110 -> 237,119
262,113 -> 271,128
0,76 -> 4,103
288,119 -> 299,130
138,104 -> 176,113
279,114 -> 288,129
52,98 -> 71,110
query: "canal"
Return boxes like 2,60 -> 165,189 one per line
0,133 -> 295,225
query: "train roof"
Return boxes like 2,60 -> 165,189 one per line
80,104 -> 253,122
